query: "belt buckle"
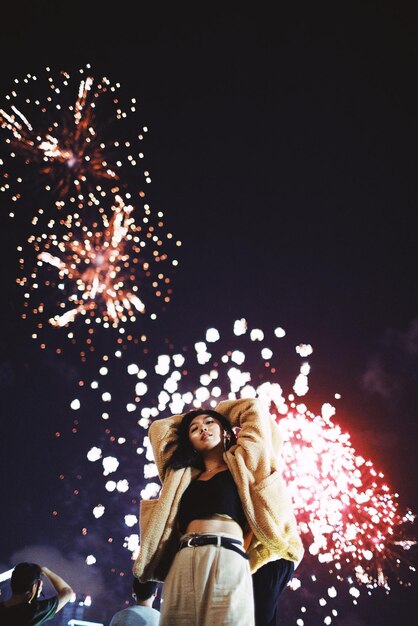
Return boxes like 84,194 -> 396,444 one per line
187,536 -> 196,547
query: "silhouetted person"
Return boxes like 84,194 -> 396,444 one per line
252,558 -> 296,626
0,562 -> 73,625
109,578 -> 160,626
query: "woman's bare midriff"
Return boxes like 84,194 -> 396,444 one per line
185,515 -> 244,539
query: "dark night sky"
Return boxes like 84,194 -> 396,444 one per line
0,2 -> 417,624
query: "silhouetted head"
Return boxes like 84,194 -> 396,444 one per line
11,563 -> 42,594
132,578 -> 158,602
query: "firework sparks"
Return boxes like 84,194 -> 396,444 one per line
39,197 -> 145,327
56,319 -> 416,624
0,65 -> 150,218
17,193 -> 181,357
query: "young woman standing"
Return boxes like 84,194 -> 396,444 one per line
133,397 -> 303,626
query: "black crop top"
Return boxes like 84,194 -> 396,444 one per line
177,469 -> 247,534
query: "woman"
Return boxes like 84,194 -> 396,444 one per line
133,397 -> 303,626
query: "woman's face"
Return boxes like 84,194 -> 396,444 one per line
188,414 -> 224,454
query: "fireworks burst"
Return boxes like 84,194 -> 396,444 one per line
0,64 -> 151,219
16,193 -> 181,358
279,407 -> 416,591
54,318 -> 416,624
1,64 -> 182,358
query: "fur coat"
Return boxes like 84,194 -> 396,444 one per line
133,397 -> 304,581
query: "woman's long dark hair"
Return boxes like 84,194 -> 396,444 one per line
167,409 -> 237,470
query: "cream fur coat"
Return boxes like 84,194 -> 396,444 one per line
133,397 -> 304,581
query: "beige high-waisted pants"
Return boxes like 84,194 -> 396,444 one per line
160,532 -> 255,626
